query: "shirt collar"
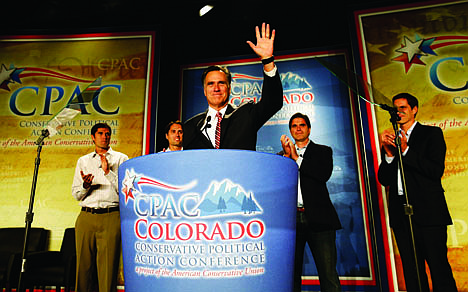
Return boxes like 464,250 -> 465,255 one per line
207,105 -> 228,118
92,147 -> 114,158
165,147 -> 183,152
403,121 -> 418,139
295,140 -> 310,151
202,105 -> 228,130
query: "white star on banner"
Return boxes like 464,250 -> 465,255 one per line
0,64 -> 15,85
396,36 -> 426,63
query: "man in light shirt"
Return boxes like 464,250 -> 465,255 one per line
72,122 -> 128,292
280,112 -> 342,292
378,93 -> 457,292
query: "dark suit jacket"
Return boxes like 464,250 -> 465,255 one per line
183,71 -> 283,150
377,122 -> 452,228
298,141 -> 342,232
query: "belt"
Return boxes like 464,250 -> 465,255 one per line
82,206 -> 119,214
297,207 -> 305,212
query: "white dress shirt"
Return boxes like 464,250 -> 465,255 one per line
202,106 -> 228,148
295,140 -> 310,207
384,121 -> 417,195
72,147 -> 128,208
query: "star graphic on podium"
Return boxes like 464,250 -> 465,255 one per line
122,169 -> 138,204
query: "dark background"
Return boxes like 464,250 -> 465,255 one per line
2,0 -> 422,151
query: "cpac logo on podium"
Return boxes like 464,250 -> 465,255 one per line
121,169 -> 265,242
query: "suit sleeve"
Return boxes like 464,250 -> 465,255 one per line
299,145 -> 333,183
252,71 -> 283,130
403,126 -> 446,180
378,150 -> 398,187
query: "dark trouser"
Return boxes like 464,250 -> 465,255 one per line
294,211 -> 341,292
75,210 -> 121,292
393,223 -> 458,292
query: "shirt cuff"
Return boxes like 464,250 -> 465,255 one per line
264,66 -> 277,77
402,146 -> 409,156
385,154 -> 394,164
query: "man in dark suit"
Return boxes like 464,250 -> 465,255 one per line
280,112 -> 342,292
378,93 -> 457,292
183,23 -> 283,150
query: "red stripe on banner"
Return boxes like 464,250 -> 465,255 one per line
355,8 -> 396,290
19,72 -> 90,82
144,32 -> 156,155
431,40 -> 468,49
435,35 -> 468,41
8,287 -> 126,292
138,178 -> 182,190
232,74 -> 263,80
19,67 -> 93,83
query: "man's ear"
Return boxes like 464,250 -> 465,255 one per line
412,105 -> 418,117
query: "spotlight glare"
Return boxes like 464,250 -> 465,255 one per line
199,5 -> 214,17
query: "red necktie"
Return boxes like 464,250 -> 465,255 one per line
215,111 -> 222,149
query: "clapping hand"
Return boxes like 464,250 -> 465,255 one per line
80,171 -> 94,189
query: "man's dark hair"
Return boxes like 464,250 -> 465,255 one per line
393,92 -> 419,117
165,120 -> 183,134
289,112 -> 311,129
91,123 -> 111,136
392,93 -> 419,108
201,65 -> 232,86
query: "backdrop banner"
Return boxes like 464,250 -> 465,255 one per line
355,1 -> 468,290
181,52 -> 375,290
118,149 -> 298,292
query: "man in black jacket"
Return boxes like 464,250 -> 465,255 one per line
183,23 -> 283,150
378,93 -> 457,292
280,112 -> 342,292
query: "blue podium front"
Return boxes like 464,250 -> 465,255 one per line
118,150 -> 298,292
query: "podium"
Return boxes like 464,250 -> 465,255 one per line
118,150 -> 298,292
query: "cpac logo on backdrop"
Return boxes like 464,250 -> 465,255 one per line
121,169 -> 265,242
229,71 -> 314,106
0,63 -> 121,116
392,34 -> 468,93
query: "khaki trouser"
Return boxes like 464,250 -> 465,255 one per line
75,210 -> 121,292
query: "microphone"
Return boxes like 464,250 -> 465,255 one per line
202,115 -> 212,131
379,104 -> 398,114
36,129 -> 50,145
184,113 -> 212,148
202,115 -> 213,146
379,104 -> 401,122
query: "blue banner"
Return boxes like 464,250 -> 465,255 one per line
182,52 -> 375,285
180,52 -> 373,287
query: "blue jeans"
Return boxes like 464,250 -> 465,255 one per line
294,211 -> 341,292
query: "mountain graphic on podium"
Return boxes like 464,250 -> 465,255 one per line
195,179 -> 263,218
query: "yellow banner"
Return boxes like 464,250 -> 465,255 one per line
357,1 -> 468,290
0,33 -> 154,255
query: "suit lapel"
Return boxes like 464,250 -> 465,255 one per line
407,122 -> 422,148
220,104 -> 234,145
195,110 -> 214,148
196,110 -> 209,130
